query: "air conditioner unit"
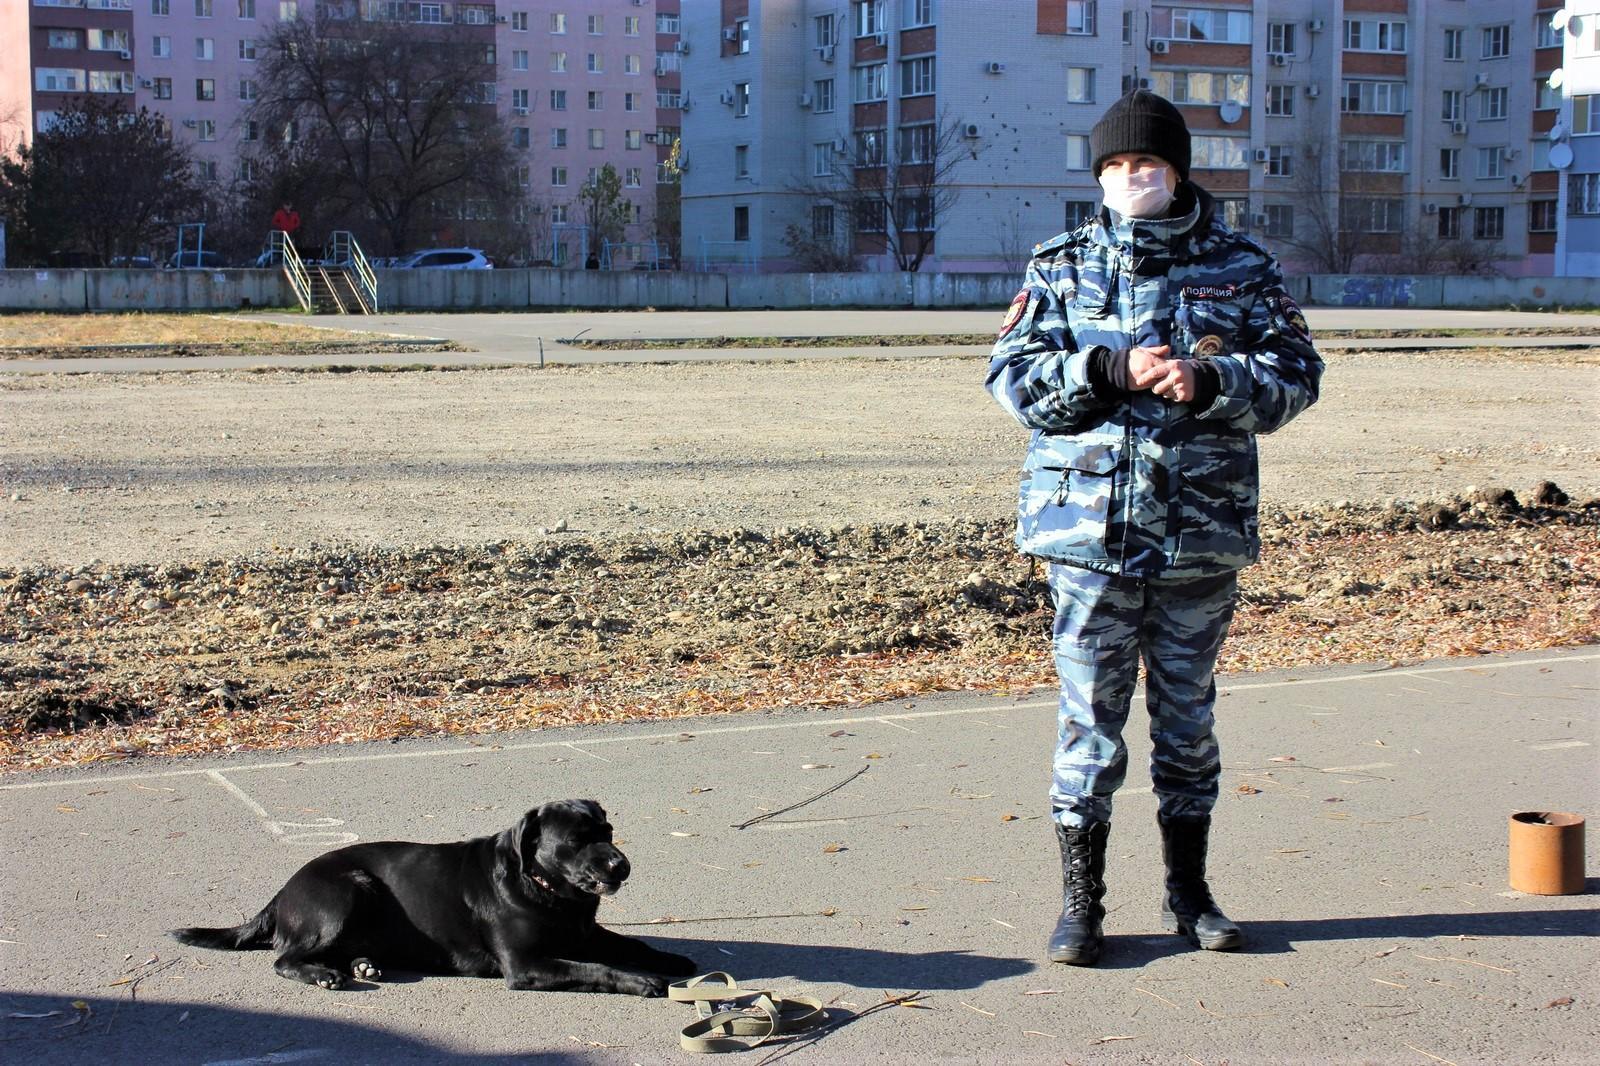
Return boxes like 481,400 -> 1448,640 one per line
1305,83 -> 1321,98
1474,73 -> 1490,87
1458,193 -> 1472,206
513,105 -> 529,115
1269,53 -> 1288,67
1307,18 -> 1325,33
494,14 -> 506,22
119,49 -> 131,60
644,132 -> 659,143
679,94 -> 692,112
675,40 -> 690,55
1251,212 -> 1269,227
833,137 -> 848,151
1423,202 -> 1438,215
1137,76 -> 1151,90
718,89 -> 734,105
631,0 -> 644,6
676,152 -> 689,172
1511,172 -> 1523,186
1451,120 -> 1467,134
139,77 -> 154,87
181,118 -> 197,127
798,92 -> 814,108
873,32 -> 887,47
963,123 -> 980,138
1505,148 -> 1520,160
722,27 -> 738,43
987,61 -> 1006,74
818,44 -> 835,63
1253,148 -> 1269,162
1151,39 -> 1170,54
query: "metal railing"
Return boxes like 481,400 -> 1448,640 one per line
269,230 -> 314,312
328,230 -> 379,313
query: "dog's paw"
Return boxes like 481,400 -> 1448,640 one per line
656,952 -> 699,977
351,958 -> 382,981
312,968 -> 347,991
630,973 -> 670,998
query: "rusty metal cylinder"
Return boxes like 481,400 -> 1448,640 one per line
1508,812 -> 1586,895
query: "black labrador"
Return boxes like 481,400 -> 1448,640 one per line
170,799 -> 697,995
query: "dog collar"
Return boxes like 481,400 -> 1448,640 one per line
527,871 -> 556,893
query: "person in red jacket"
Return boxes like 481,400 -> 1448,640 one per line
270,202 -> 301,237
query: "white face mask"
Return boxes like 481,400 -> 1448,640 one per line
1098,166 -> 1175,219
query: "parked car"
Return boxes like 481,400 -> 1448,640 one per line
394,248 -> 493,270
109,255 -> 157,269
166,250 -> 228,269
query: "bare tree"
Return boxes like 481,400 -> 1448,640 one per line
1369,218 -> 1505,276
251,11 -> 515,256
1271,139 -> 1365,274
0,97 -> 202,265
577,163 -> 631,247
793,111 -> 977,272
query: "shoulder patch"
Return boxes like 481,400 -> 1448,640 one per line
1267,293 -> 1312,342
999,289 -> 1032,336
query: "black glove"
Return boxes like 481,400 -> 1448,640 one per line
1086,346 -> 1132,396
1188,359 -> 1221,411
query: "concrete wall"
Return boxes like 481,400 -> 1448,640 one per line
2,269 -> 1596,312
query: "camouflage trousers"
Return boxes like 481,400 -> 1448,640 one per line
1047,563 -> 1238,829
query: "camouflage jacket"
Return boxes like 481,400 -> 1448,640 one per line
985,185 -> 1323,578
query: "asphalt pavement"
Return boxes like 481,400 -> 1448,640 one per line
3,648 -> 1596,1065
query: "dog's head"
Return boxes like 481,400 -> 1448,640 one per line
506,799 -> 631,900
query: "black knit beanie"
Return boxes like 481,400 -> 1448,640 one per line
1090,90 -> 1191,181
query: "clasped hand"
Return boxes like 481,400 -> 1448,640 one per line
1126,345 -> 1199,403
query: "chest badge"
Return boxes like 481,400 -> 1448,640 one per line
1192,334 -> 1225,357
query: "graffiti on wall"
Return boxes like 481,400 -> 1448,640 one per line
1339,276 -> 1416,307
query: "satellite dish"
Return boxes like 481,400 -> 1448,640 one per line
1550,142 -> 1574,170
1550,10 -> 1571,32
1218,100 -> 1242,125
1568,15 -> 1584,36
1548,68 -> 1565,90
1549,121 -> 1568,143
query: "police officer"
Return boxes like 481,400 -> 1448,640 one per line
985,90 -> 1324,966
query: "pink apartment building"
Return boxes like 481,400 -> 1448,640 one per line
1,0 -> 683,259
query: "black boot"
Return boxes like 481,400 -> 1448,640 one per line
1048,821 -> 1109,965
1159,814 -> 1243,951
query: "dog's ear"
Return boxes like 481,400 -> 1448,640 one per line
506,807 -> 541,871
580,799 -> 608,823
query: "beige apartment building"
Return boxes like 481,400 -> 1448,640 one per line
681,0 -> 1597,275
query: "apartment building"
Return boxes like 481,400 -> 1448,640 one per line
680,0 -> 1599,275
2,0 -> 683,257
1555,5 -> 1600,275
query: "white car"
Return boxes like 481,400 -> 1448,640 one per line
394,248 -> 494,270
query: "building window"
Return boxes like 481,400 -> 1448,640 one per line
1477,146 -> 1506,179
1442,89 -> 1461,122
1266,145 -> 1291,177
153,76 -> 171,99
903,0 -> 934,29
1065,134 -> 1090,170
900,56 -> 934,97
1121,9 -> 1133,43
195,0 -> 211,16
512,49 -> 528,70
733,205 -> 750,241
1265,204 -> 1294,237
511,11 -> 526,31
549,88 -> 565,110
854,63 -> 887,103
587,52 -> 602,73
511,126 -> 529,148
87,70 -> 134,94
655,89 -> 679,109
856,200 -> 886,233
1217,198 -> 1249,231
1342,19 -> 1406,53
805,79 -> 831,115
1066,66 -> 1094,104
625,166 -> 641,187
1569,173 -> 1600,215
1268,21 -> 1295,56
1149,71 -> 1250,106
735,18 -> 750,53
588,128 -> 603,149
1265,84 -> 1294,117
855,0 -> 884,37
1537,80 -> 1563,111
815,13 -> 834,46
238,37 -> 257,60
813,142 -> 833,177
626,129 -> 642,150
855,128 -> 886,165
625,54 -> 641,75
1166,8 -> 1249,43
239,77 -> 256,101
550,204 -> 569,224
734,144 -> 749,177
1479,87 -> 1508,120
898,194 -> 934,232
1481,24 -> 1510,59
1191,135 -> 1250,169
812,204 -> 834,239
551,51 -> 567,72
1574,95 -> 1599,135
1529,200 -> 1557,232
197,118 -> 216,140
35,68 -> 83,92
48,29 -> 79,48
279,1 -> 296,19
1066,0 -> 1096,36
1064,199 -> 1095,229
240,119 -> 257,140
1536,17 -> 1564,50
1437,206 -> 1461,239
152,0 -> 168,13
625,91 -> 640,111
1443,27 -> 1462,61
195,77 -> 215,100
587,13 -> 602,35
657,11 -> 679,34
152,35 -> 171,57
196,37 -> 214,60
238,0 -> 253,16
1340,198 -> 1402,233
1473,206 -> 1504,240
1341,141 -> 1406,173
1341,81 -> 1406,115
551,166 -> 567,186
624,15 -> 639,36
587,90 -> 603,110
1440,147 -> 1459,180
550,127 -> 566,148
735,82 -> 750,116
550,12 -> 565,33
898,123 -> 933,163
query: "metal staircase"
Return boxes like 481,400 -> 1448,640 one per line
267,230 -> 379,314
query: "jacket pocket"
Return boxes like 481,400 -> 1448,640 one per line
1175,297 -> 1246,359
1018,444 -> 1121,556
1172,461 -> 1258,569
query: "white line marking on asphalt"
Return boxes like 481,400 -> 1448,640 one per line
564,743 -> 614,764
206,771 -> 358,846
206,770 -> 269,819
1321,763 -> 1395,773
4,653 -> 1595,791
1528,740 -> 1591,751
874,717 -> 920,734
203,1051 -> 330,1066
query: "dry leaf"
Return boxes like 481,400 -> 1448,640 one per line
827,730 -> 849,738
801,763 -> 831,770
864,752 -> 884,759
670,831 -> 697,838
1269,755 -> 1297,762
1000,813 -> 1019,822
900,906 -> 928,911
689,787 -> 713,794
1546,996 -> 1574,1008
958,1001 -> 995,1017
1235,784 -> 1262,795
1022,1029 -> 1057,1038
8,1011 -> 62,1020
1089,1035 -> 1139,1045
56,805 -> 78,813
1373,945 -> 1400,958
1263,978 -> 1289,988
819,907 -> 838,917
962,876 -> 997,883
822,843 -> 845,854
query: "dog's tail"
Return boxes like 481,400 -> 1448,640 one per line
169,903 -> 275,951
